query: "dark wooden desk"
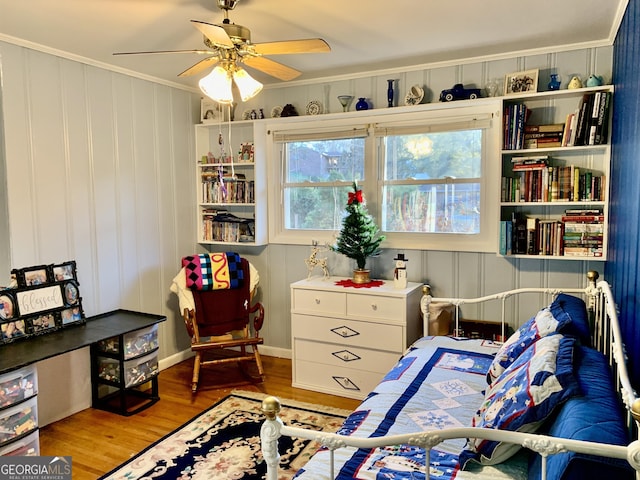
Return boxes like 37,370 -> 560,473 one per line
0,309 -> 166,374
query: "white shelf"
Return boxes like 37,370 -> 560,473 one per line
499,86 -> 612,260
195,122 -> 267,246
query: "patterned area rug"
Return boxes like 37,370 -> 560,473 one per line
99,390 -> 351,480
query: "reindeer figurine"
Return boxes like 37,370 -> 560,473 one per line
305,242 -> 330,279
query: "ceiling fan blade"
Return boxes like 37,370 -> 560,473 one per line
191,20 -> 234,48
243,56 -> 301,81
253,38 -> 330,55
113,49 -> 215,56
178,57 -> 220,77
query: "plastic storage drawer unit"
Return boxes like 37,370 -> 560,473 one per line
96,324 -> 159,360
0,397 -> 38,447
0,366 -> 37,409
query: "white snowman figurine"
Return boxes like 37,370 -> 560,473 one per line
393,253 -> 408,289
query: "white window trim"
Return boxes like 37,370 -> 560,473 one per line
265,99 -> 502,253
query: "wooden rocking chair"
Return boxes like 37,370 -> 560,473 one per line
182,257 -> 264,392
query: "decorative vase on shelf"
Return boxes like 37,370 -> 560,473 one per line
548,74 -> 561,91
352,268 -> 371,284
387,79 -> 395,107
355,97 -> 369,111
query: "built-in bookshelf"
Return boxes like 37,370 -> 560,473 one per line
498,85 -> 613,260
195,120 -> 267,246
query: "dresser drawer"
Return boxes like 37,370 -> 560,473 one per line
346,293 -> 405,321
292,289 -> 346,316
292,314 -> 404,352
294,359 -> 385,400
294,339 -> 399,375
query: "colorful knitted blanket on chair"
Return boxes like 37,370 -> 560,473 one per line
182,252 -> 244,291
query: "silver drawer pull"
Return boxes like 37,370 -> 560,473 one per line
330,326 -> 359,338
371,303 -> 377,311
332,375 -> 360,391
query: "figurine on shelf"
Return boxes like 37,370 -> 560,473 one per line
586,74 -> 604,87
393,253 -> 408,289
567,76 -> 583,89
305,241 -> 330,279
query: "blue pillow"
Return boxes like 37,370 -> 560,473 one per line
461,334 -> 579,467
486,294 -> 590,384
529,346 -> 633,479
553,293 -> 591,346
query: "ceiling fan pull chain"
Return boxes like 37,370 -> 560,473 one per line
227,105 -> 235,178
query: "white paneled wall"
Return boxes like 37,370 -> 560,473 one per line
0,39 -> 613,423
0,42 -> 199,423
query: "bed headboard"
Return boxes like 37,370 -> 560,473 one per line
421,270 -> 638,434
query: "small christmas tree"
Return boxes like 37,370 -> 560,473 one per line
332,181 -> 385,270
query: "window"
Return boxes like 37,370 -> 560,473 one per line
380,129 -> 482,234
266,102 -> 500,252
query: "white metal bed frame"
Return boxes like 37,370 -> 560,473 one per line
260,271 -> 640,480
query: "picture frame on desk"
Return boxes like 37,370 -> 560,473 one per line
1,319 -> 27,342
27,312 -> 58,335
60,304 -> 85,327
12,265 -> 51,288
52,261 -> 77,282
0,292 -> 18,320
504,69 -> 539,95
63,280 -> 81,307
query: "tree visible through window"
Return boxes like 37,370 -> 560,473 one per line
382,129 -> 482,234
283,137 -> 366,231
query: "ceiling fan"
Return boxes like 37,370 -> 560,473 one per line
113,0 -> 331,83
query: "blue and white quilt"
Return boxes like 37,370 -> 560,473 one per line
293,336 -> 528,480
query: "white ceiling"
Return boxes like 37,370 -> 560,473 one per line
0,0 -> 629,91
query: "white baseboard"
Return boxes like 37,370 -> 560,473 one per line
158,345 -> 291,371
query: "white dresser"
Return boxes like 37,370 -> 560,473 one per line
291,276 -> 423,399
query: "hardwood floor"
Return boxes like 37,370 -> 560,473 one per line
38,355 -> 361,479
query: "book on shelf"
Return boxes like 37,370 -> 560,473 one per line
503,103 -> 530,150
524,124 -> 565,133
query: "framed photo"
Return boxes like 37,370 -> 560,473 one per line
504,69 -> 539,95
52,261 -> 77,282
1,319 -> 27,342
60,304 -> 85,327
27,312 -> 58,335
201,98 -> 218,124
0,292 -> 18,320
62,280 -> 81,307
240,142 -> 254,162
13,264 -> 51,288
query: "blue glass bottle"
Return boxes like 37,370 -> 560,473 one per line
356,98 -> 369,110
548,74 -> 561,91
387,79 -> 395,107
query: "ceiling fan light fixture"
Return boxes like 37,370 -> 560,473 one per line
199,65 -> 234,104
233,67 -> 263,102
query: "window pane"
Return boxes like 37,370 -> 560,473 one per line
285,138 -> 365,183
384,130 -> 481,180
382,129 -> 482,233
285,185 -> 354,230
383,182 -> 480,233
283,137 -> 365,230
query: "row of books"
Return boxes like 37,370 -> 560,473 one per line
503,103 -> 530,150
201,210 -> 255,242
563,91 -> 612,147
499,210 -> 604,257
502,90 -> 611,150
501,156 -> 605,203
200,178 -> 255,204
